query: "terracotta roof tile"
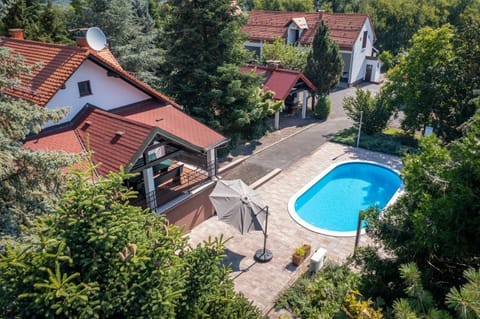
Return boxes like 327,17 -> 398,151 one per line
24,128 -> 83,154
243,10 -> 373,50
115,100 -> 229,151
241,65 -> 317,101
0,37 -> 179,108
74,108 -> 153,176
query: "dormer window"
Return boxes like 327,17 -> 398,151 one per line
78,80 -> 92,97
287,17 -> 308,45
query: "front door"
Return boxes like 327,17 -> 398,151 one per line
365,64 -> 373,82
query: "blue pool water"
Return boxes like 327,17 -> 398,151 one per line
289,162 -> 402,236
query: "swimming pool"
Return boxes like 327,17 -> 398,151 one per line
288,161 -> 403,237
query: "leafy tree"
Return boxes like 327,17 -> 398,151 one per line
261,37 -> 310,71
0,161 -> 262,318
252,0 -> 315,11
343,88 -> 392,135
0,47 -> 71,239
303,20 -> 343,96
365,111 -> 480,299
385,26 -> 461,139
384,24 -> 479,142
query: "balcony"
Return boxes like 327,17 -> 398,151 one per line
130,160 -> 214,211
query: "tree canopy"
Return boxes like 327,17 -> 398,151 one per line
0,47 -> 72,239
160,0 -> 281,143
0,161 -> 262,318
383,21 -> 479,142
261,38 -> 309,71
365,110 -> 480,300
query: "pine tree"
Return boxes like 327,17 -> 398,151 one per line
0,159 -> 262,318
70,0 -> 162,86
0,47 -> 72,239
304,20 -> 344,96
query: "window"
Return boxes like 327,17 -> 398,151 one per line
78,80 -> 92,97
362,31 -> 368,49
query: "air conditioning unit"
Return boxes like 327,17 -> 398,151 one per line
309,248 -> 327,274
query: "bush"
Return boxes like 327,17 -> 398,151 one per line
275,261 -> 360,318
343,88 -> 393,135
314,95 -> 331,120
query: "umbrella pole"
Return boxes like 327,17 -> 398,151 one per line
254,206 -> 273,263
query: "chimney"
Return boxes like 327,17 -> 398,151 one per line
266,59 -> 280,71
9,29 -> 24,40
76,37 -> 89,47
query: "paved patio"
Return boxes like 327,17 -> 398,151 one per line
188,142 -> 402,316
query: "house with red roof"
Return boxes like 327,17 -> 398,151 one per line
1,29 -> 230,231
242,10 -> 382,87
240,64 -> 317,129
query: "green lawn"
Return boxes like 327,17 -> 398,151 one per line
330,127 -> 419,157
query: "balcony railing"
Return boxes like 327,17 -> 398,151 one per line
131,160 -> 216,211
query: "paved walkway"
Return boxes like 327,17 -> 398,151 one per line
188,83 -> 393,317
189,142 -> 402,316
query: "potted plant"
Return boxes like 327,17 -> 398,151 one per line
292,244 -> 311,266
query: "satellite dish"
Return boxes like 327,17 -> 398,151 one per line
85,27 -> 107,51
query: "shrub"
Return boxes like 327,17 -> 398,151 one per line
314,95 -> 331,120
275,261 -> 360,318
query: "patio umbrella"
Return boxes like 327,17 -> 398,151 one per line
209,179 -> 273,262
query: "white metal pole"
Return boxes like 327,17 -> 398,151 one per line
356,111 -> 363,148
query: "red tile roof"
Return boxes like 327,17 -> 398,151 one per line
24,107 -> 154,176
240,65 -> 317,101
24,103 -> 229,176
0,37 -> 178,108
243,10 -> 373,50
75,107 -> 153,176
24,128 -> 83,154
115,100 -> 229,151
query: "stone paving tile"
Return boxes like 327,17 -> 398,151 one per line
188,142 -> 402,317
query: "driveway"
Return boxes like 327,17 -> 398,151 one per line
220,83 -> 382,184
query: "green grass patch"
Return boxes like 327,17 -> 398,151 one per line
331,127 -> 419,157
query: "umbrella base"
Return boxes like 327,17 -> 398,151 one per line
254,249 -> 273,263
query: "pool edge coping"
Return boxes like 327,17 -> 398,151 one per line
287,160 -> 403,237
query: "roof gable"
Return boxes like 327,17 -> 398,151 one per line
243,10 -> 372,50
0,37 -> 178,108
240,65 -> 317,100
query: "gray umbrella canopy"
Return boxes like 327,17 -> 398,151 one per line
209,179 -> 266,235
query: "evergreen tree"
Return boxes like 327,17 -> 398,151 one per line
70,0 -> 162,86
0,160 -> 262,318
304,20 -> 343,96
0,47 -> 72,239
161,0 -> 281,142
1,0 -> 70,43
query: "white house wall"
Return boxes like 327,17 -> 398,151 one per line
348,19 -> 375,85
45,59 -> 150,126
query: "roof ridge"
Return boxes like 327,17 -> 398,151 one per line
0,36 -> 88,53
